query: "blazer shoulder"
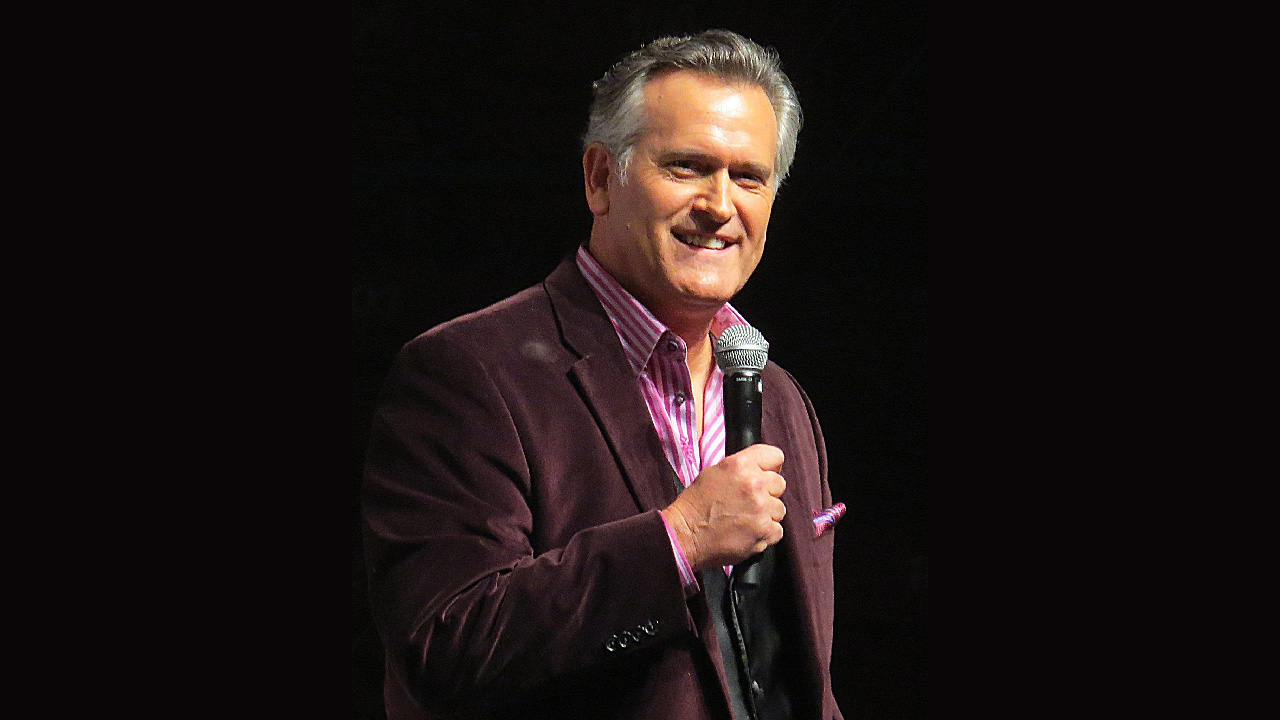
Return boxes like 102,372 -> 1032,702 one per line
417,283 -> 552,344
402,253 -> 586,353
391,278 -> 582,394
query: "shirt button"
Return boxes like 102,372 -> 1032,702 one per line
673,392 -> 686,406
666,340 -> 680,353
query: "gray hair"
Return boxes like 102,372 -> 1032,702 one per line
583,29 -> 803,187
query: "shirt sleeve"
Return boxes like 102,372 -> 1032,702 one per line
661,511 -> 701,597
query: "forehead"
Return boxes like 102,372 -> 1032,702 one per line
639,71 -> 778,164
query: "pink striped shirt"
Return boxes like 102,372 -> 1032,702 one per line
576,245 -> 748,590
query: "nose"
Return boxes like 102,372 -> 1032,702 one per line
693,171 -> 735,223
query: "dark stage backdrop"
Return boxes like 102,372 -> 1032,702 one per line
354,2 -> 926,718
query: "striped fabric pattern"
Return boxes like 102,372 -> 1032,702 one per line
576,246 -> 749,587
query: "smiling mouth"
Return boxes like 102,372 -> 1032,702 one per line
674,232 -> 731,250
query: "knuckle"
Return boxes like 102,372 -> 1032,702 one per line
765,445 -> 785,465
751,493 -> 771,514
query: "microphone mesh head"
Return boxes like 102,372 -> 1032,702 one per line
714,324 -> 770,373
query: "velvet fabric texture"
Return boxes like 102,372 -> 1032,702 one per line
362,256 -> 843,719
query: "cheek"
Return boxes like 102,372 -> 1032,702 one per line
743,201 -> 773,238
644,180 -> 694,214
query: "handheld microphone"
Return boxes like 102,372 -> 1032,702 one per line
714,324 -> 769,455
713,324 -> 775,716
714,324 -> 771,574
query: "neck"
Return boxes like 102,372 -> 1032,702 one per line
630,293 -> 719,380
648,300 -> 719,358
684,327 -> 715,382
664,311 -> 716,349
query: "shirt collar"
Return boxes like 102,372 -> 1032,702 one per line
576,244 -> 748,375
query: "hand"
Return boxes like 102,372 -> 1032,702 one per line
660,444 -> 786,571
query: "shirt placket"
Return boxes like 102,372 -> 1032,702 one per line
657,334 -> 699,488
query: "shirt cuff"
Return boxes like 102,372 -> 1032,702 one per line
660,512 -> 701,596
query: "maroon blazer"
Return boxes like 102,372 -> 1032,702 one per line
362,256 -> 843,720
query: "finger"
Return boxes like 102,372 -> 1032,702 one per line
752,523 -> 784,554
742,443 -> 785,471
765,521 -> 784,546
764,471 -> 786,497
770,497 -> 787,522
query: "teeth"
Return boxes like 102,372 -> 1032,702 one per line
677,233 -> 727,250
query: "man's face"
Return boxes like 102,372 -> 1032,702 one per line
587,70 -> 779,322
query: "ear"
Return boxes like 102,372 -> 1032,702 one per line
583,143 -> 613,216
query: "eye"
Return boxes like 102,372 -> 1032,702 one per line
668,160 -> 701,177
733,172 -> 765,189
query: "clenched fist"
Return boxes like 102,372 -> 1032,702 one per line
660,444 -> 786,571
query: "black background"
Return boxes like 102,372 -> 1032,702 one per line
354,1 -> 926,717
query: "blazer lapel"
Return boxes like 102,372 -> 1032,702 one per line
544,257 -> 680,513
763,396 -> 828,703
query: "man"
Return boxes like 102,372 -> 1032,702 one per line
362,30 -> 843,720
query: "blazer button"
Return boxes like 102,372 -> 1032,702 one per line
641,620 -> 659,636
605,636 -> 620,652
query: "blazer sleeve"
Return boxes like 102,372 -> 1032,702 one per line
361,329 -> 693,712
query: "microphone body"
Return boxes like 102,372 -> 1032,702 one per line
722,371 -> 762,454
715,323 -> 770,455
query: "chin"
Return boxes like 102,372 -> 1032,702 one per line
675,284 -> 738,308
660,267 -> 747,307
